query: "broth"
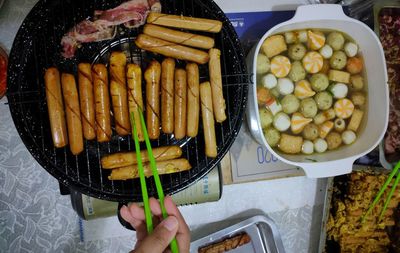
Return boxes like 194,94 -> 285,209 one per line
256,29 -> 368,155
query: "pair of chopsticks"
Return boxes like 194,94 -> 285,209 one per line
361,161 -> 400,224
130,109 -> 179,253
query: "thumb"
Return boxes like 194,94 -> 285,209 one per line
135,216 -> 178,253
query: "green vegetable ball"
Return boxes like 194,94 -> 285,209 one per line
288,43 -> 307,61
281,94 -> 300,114
288,61 -> 306,82
315,91 -> 333,110
327,32 -> 345,51
259,107 -> 274,129
310,73 -> 329,91
264,127 -> 281,147
329,51 -> 347,70
256,53 -> 270,74
300,98 -> 318,118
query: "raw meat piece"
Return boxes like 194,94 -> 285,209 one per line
379,8 -> 400,155
61,0 -> 161,58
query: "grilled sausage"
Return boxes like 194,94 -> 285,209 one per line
126,63 -> 144,141
78,63 -> 96,140
108,158 -> 191,180
174,68 -> 187,140
209,48 -> 226,123
200,82 -> 217,158
44,67 -> 68,148
61,73 -> 84,155
186,63 -> 200,137
146,13 -> 222,33
110,51 -> 130,136
135,34 -> 210,65
199,233 -> 251,253
143,24 -> 215,49
101,145 -> 182,169
92,64 -> 112,142
161,58 -> 175,134
145,60 -> 161,139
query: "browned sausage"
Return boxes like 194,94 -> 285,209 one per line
143,24 -> 215,49
135,34 -> 210,65
110,51 -> 130,136
44,67 -> 68,148
147,13 -> 222,33
101,145 -> 182,169
61,73 -> 84,155
174,68 -> 187,140
209,48 -> 226,123
161,58 -> 175,134
145,60 -> 161,139
126,63 -> 144,141
200,82 -> 217,158
92,64 -> 112,142
186,63 -> 200,137
78,63 -> 96,140
108,158 -> 192,180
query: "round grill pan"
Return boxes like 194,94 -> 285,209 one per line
7,0 -> 248,202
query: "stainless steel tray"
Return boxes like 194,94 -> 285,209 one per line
190,215 -> 285,253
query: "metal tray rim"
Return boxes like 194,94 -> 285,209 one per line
190,215 -> 285,253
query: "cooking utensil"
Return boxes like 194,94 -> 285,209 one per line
7,0 -> 248,201
130,112 -> 153,232
361,161 -> 400,223
131,110 -> 179,253
246,4 -> 389,178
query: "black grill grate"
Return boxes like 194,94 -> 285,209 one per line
7,0 -> 249,202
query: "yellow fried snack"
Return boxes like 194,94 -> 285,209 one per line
270,55 -> 291,78
261,35 -> 287,58
329,69 -> 350,83
278,133 -> 303,154
302,51 -> 323,73
319,120 -> 334,139
334,98 -> 354,119
347,109 -> 364,132
294,80 -> 316,99
307,30 -> 326,50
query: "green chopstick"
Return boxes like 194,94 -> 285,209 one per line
361,161 -> 400,224
378,161 -> 400,221
130,113 -> 153,233
379,171 -> 400,221
137,108 -> 179,253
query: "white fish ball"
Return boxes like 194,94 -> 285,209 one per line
261,74 -> 278,89
344,42 -> 358,57
302,140 -> 314,154
273,112 -> 291,132
314,138 -> 328,153
277,78 -> 294,95
342,130 -> 356,145
319,45 -> 333,59
331,83 -> 348,99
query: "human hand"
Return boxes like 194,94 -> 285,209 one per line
120,196 -> 190,253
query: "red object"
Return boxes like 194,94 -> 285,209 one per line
61,0 -> 161,58
379,7 -> 400,155
0,47 -> 7,99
